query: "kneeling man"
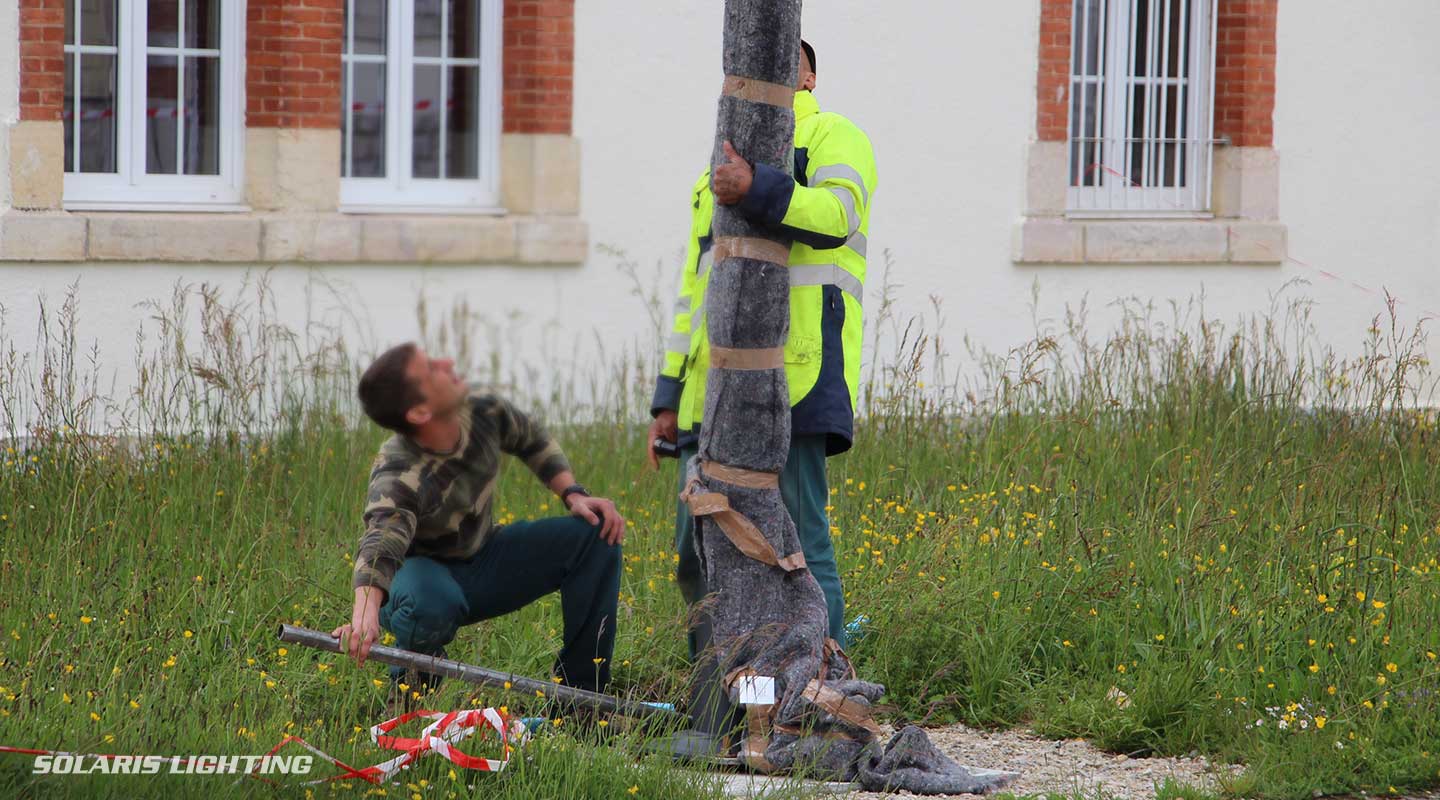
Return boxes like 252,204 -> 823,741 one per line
333,343 -> 625,706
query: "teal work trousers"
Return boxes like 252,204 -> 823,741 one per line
379,516 -> 621,693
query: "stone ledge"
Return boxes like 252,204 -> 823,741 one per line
0,212 -> 87,260
0,211 -> 587,265
1013,217 -> 1287,265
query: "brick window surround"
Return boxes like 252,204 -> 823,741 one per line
19,0 -> 65,123
1037,0 -> 1275,148
243,0 -> 574,134
2,0 -> 585,265
20,1 -> 574,132
1018,0 -> 1287,265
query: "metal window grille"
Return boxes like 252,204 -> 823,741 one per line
1067,0 -> 1218,215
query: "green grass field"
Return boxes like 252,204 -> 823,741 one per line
0,282 -> 1437,799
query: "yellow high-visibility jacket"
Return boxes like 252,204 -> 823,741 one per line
650,90 -> 876,455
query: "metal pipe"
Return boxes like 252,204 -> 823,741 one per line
277,624 -> 685,723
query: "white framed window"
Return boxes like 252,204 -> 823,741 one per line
341,0 -> 503,213
63,0 -> 247,210
1067,0 -> 1217,216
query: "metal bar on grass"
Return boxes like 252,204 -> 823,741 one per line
277,624 -> 684,723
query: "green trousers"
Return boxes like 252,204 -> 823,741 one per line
379,516 -> 621,693
674,434 -> 847,653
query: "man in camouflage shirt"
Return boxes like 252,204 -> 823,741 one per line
332,343 -> 626,700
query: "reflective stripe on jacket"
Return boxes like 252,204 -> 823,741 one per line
651,90 -> 876,456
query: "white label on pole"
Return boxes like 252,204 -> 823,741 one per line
736,675 -> 776,705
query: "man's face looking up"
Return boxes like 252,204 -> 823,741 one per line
404,347 -> 466,428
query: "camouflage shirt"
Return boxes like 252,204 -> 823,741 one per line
352,390 -> 571,593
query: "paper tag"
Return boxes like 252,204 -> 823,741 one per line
736,675 -> 776,705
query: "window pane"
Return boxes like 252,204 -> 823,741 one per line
64,53 -> 75,170
447,0 -> 479,59
78,54 -> 118,173
1127,84 -> 1142,183
79,0 -> 118,46
1071,0 -> 1105,76
351,0 -> 388,55
446,66 -> 479,178
1159,83 -> 1186,187
1069,82 -> 1101,187
411,64 -> 441,178
146,55 -> 178,174
414,0 -> 442,57
1130,0 -> 1151,77
66,0 -> 76,43
185,0 -> 220,50
346,63 -> 387,177
149,0 -> 179,47
1166,0 -> 1190,78
183,56 -> 220,174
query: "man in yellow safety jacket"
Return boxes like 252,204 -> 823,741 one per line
647,39 -> 876,652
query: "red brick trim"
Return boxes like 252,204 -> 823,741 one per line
19,0 -> 65,122
1037,0 -> 1072,143
246,0 -> 344,129
1034,0 -> 1276,148
1214,0 -> 1276,147
503,0 -> 573,135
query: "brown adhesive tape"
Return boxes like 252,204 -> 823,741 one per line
802,680 -> 884,737
703,461 -> 780,489
713,236 -> 791,267
722,75 -> 796,108
742,705 -> 778,773
711,346 -> 784,371
683,490 -> 806,573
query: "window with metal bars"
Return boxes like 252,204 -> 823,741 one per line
1067,0 -> 1217,215
340,0 -> 502,212
62,0 -> 245,209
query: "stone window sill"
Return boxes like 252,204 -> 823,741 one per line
1015,142 -> 1287,265
0,210 -> 588,265
1013,217 -> 1287,265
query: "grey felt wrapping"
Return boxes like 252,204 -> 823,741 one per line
694,1 -> 1016,793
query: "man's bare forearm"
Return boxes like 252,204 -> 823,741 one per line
355,585 -> 385,614
547,470 -> 579,504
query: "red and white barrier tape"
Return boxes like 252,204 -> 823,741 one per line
2,706 -> 525,787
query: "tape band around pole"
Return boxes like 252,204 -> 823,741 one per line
713,236 -> 791,267
711,345 -> 784,371
703,460 -> 780,489
681,481 -> 805,573
722,75 -> 796,108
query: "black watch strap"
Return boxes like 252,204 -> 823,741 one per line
560,484 -> 590,504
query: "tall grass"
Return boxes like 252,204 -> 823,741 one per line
0,269 -> 1436,799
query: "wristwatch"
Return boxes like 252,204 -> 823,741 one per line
560,484 -> 591,506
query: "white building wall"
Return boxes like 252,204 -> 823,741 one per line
2,1 -> 1438,424
0,0 -> 20,206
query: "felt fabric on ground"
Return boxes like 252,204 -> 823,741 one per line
858,725 -> 1018,795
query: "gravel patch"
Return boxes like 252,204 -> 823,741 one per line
842,723 -> 1240,800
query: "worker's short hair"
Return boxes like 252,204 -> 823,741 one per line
801,39 -> 816,75
358,342 -> 424,435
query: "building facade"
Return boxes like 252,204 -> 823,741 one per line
1,1 -> 1437,411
